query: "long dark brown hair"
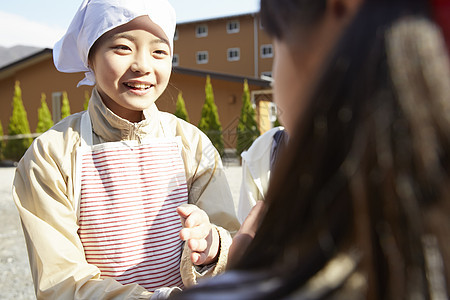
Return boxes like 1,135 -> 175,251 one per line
232,0 -> 450,298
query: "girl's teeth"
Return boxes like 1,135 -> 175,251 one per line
126,83 -> 150,89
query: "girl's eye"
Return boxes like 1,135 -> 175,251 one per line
153,49 -> 169,57
113,45 -> 131,52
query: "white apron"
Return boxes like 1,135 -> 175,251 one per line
74,111 -> 188,291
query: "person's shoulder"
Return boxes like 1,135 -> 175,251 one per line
260,126 -> 284,141
36,111 -> 84,142
242,126 -> 285,160
159,111 -> 205,139
25,111 -> 84,160
158,112 -> 220,164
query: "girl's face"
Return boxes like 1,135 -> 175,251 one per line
272,38 -> 313,135
272,26 -> 338,135
272,0 -> 362,134
90,16 -> 172,122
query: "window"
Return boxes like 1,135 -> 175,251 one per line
261,44 -> 274,58
174,29 -> 179,41
269,102 -> 278,123
261,71 -> 273,79
172,54 -> 179,66
52,92 -> 62,123
227,20 -> 240,34
196,51 -> 209,64
227,48 -> 240,61
196,25 -> 208,37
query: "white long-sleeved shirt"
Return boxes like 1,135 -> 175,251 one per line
238,127 -> 284,223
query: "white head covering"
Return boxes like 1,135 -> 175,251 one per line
53,0 -> 176,87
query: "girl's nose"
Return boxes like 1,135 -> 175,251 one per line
131,53 -> 152,74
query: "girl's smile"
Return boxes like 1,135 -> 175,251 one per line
123,80 -> 154,96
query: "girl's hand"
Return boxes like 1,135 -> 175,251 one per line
177,204 -> 219,266
228,201 -> 266,265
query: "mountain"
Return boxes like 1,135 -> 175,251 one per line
0,45 -> 44,69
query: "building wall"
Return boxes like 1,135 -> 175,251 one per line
174,14 -> 274,79
0,77 -> 15,132
257,19 -> 275,77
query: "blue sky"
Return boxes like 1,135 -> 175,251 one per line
0,0 -> 260,48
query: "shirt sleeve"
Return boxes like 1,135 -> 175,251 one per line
236,127 -> 283,223
237,158 -> 262,224
12,118 -> 155,299
187,135 -> 240,234
175,119 -> 240,286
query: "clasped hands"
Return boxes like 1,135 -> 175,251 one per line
177,201 -> 265,266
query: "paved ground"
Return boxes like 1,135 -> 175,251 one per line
0,167 -> 35,300
222,161 -> 242,211
0,164 -> 242,299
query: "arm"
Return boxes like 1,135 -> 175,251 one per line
177,125 -> 240,286
12,122 -> 157,299
228,201 -> 266,265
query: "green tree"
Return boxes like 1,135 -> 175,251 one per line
174,91 -> 189,122
4,81 -> 32,161
198,75 -> 224,155
61,91 -> 71,119
83,90 -> 90,110
36,93 -> 54,133
236,79 -> 260,155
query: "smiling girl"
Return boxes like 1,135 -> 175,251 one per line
12,1 -> 239,299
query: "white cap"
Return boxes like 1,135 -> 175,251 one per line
53,0 -> 176,86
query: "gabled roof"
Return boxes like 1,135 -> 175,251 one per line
0,48 -> 52,80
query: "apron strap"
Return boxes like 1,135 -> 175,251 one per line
159,113 -> 184,153
74,111 -> 93,220
159,112 -> 173,138
80,111 -> 93,147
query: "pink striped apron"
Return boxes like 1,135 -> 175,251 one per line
74,111 -> 187,291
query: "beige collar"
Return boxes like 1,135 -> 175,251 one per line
87,88 -> 163,142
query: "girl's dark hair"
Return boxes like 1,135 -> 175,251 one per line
232,0 -> 450,299
260,0 -> 326,38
